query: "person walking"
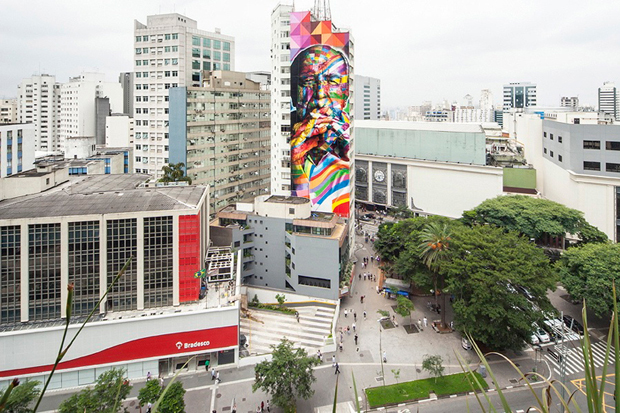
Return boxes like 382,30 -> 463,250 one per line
344,309 -> 348,318
354,334 -> 358,345
423,316 -> 428,328
418,318 -> 423,331
363,310 -> 367,320
354,312 -> 357,321
332,355 -> 336,367
334,362 -> 340,374
352,322 -> 356,332
211,367 -> 216,380
382,350 -> 387,363
216,371 -> 221,383
267,400 -> 270,412
261,401 -> 265,412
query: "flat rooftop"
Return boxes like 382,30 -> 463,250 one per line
0,174 -> 206,219
265,195 -> 310,204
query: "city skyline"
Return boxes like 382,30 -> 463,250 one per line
1,0 -> 619,108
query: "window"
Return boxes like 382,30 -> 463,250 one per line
543,132 -> 547,138
606,141 -> 620,151
214,51 -> 221,61
223,52 -> 230,62
558,155 -> 563,162
192,36 -> 200,46
192,60 -> 201,69
135,48 -> 142,54
583,140 -> 601,150
136,72 -> 142,78
550,151 -> 554,158
172,58 -> 178,65
136,84 -> 142,90
203,61 -> 211,71
203,38 -> 211,47
223,63 -> 230,71
164,83 -> 171,89
136,36 -> 141,42
192,48 -> 200,58
165,34 -> 171,40
213,40 -> 221,49
165,71 -> 170,77
165,46 -> 171,53
558,136 -> 563,143
165,59 -> 170,65
172,33 -> 178,40
543,148 -> 547,154
172,45 -> 178,52
203,49 -> 211,59
607,163 -> 620,173
142,35 -> 148,41
550,134 -> 554,140
136,60 -> 142,66
223,41 -> 231,51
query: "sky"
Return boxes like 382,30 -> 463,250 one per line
1,0 -> 619,109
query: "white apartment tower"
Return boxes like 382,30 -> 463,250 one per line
17,74 -> 61,153
355,75 -> 381,120
598,82 -> 619,121
133,13 -> 235,177
479,89 -> 494,112
561,96 -> 579,109
270,3 -> 295,195
0,99 -> 18,124
503,82 -> 537,111
59,72 -> 123,149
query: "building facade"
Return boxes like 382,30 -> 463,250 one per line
355,75 -> 381,120
0,99 -> 18,124
169,71 -> 271,214
0,123 -> 35,178
503,82 -> 537,111
59,72 -> 123,148
0,175 -> 241,390
119,72 -> 134,116
17,74 -> 61,153
106,114 -> 135,148
598,81 -> 619,121
561,96 -> 579,110
133,13 -> 235,178
211,195 -> 348,301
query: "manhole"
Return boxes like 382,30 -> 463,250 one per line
360,353 -> 364,357
216,393 -> 222,398
375,376 -> 384,382
222,407 -> 231,411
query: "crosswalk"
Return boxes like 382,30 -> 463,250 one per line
544,340 -> 616,376
240,305 -> 336,356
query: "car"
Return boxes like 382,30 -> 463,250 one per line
530,333 -> 540,345
533,326 -> 550,343
517,286 -> 535,301
540,322 -> 559,341
461,337 -> 472,350
563,315 -> 584,335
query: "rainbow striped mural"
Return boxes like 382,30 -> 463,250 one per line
290,11 -> 351,217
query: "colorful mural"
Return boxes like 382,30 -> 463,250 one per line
290,11 -> 351,216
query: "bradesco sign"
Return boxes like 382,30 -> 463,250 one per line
170,326 -> 237,354
175,340 -> 211,350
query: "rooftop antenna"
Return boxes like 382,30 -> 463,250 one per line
312,0 -> 331,21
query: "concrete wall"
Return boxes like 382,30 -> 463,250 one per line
168,87 -> 188,170
106,116 -> 134,148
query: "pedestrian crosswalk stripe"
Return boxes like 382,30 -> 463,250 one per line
544,340 -> 615,377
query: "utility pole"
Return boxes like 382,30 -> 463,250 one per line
558,311 -> 568,413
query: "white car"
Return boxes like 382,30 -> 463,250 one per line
534,327 -> 550,343
462,337 -> 472,350
530,333 -> 540,345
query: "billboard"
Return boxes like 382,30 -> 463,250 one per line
289,11 -> 351,216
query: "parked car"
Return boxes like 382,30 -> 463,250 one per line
461,337 -> 472,350
517,286 -> 535,301
530,333 -> 540,345
563,315 -> 584,335
533,325 -> 550,343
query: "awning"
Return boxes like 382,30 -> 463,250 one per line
383,287 -> 394,294
397,290 -> 410,297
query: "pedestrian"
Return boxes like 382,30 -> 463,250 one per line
450,321 -> 454,330
360,295 -> 364,304
216,371 -> 221,383
383,350 -> 387,363
296,311 -> 300,322
332,355 -> 336,366
418,318 -> 423,331
339,341 -> 343,352
354,334 -> 358,345
211,367 -> 216,380
347,326 -> 350,335
344,309 -> 348,318
267,400 -> 271,412
261,401 -> 265,412
256,405 -> 261,413
159,376 -> 164,387
354,312 -> 357,321
147,402 -> 152,413
335,362 -> 340,374
363,273 -> 366,281
352,322 -> 356,331
358,273 -> 361,280
423,316 -> 428,327
363,310 -> 367,320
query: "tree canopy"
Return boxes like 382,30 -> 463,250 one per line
0,380 -> 40,413
138,379 -> 186,413
422,355 -> 444,383
557,243 -> 620,317
461,195 -> 608,244
160,163 -> 192,185
252,338 -> 321,413
443,225 -> 557,351
58,368 -> 132,413
394,295 -> 415,325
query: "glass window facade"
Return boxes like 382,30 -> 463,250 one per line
106,219 -> 137,311
1,226 -> 21,324
144,216 -> 174,308
213,40 -> 221,49
68,221 -> 100,317
203,38 -> 211,47
29,224 -> 61,321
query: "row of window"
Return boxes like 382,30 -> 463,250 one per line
191,36 -> 230,51
191,48 -> 230,62
583,140 -> 620,151
136,34 -> 179,42
582,161 -> 620,173
135,45 -> 179,54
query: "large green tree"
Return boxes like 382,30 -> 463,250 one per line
160,162 -> 192,185
58,368 -> 132,413
252,338 -> 321,413
394,295 -> 415,326
418,221 -> 452,328
461,195 -> 608,244
557,243 -> 620,317
443,225 -> 557,351
0,380 -> 40,413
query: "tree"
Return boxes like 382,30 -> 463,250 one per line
0,380 -> 40,413
160,163 -> 192,185
461,195 -> 607,245
422,355 -> 444,383
58,368 -> 132,413
557,243 -> 620,317
443,225 -> 557,351
394,295 -> 414,326
138,379 -> 161,408
418,221 -> 452,328
252,338 -> 321,413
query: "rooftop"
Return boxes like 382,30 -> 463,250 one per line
356,120 -> 485,134
265,195 -> 310,205
0,174 -> 206,220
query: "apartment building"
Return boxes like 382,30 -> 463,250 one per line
0,99 -> 18,124
17,74 -> 61,153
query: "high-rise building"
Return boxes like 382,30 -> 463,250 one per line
0,123 -> 35,177
561,96 -> 579,110
169,71 -> 271,213
355,75 -> 381,120
270,3 -> 295,195
503,82 -> 537,111
0,99 -> 18,124
598,82 -> 619,120
479,89 -> 494,112
59,72 -> 123,148
119,72 -> 134,115
133,13 -> 235,178
17,74 -> 61,153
